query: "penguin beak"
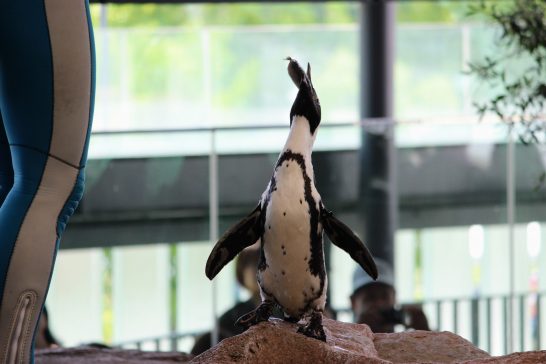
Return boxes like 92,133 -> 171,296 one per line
287,57 -> 306,88
286,57 -> 321,133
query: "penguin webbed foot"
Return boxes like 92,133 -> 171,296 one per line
283,313 -> 299,323
235,301 -> 275,330
297,311 -> 326,342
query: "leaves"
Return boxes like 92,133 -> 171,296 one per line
467,0 -> 546,142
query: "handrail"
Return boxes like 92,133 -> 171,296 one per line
113,290 -> 546,353
90,116 -> 507,136
113,329 -> 207,349
91,121 -> 358,136
400,290 -> 546,306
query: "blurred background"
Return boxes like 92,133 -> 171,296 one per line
44,0 -> 546,357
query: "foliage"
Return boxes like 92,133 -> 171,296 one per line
397,0 -> 470,23
467,0 -> 546,144
92,3 -> 358,27
90,1 -> 476,28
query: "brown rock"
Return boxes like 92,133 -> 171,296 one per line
190,318 -> 388,364
35,346 -> 193,364
374,330 -> 490,363
34,320 -> 546,363
191,318 -> 546,364
462,351 -> 546,363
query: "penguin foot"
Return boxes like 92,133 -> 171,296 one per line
298,323 -> 326,342
235,300 -> 274,329
283,313 -> 299,323
297,311 -> 326,342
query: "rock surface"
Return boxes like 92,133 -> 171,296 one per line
462,351 -> 546,364
191,318 -> 546,364
36,319 -> 546,363
374,330 -> 490,363
190,318 -> 387,364
36,346 -> 193,364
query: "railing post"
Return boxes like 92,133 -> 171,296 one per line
169,244 -> 178,352
471,298 -> 479,346
507,124 -> 516,353
453,300 -> 459,334
503,296 -> 509,354
209,129 -> 219,346
436,301 -> 442,331
486,297 -> 492,353
520,294 -> 525,351
534,292 -> 542,350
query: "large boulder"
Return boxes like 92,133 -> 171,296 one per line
190,318 -> 386,364
190,318 -> 546,364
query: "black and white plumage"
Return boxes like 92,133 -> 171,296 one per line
205,58 -> 377,341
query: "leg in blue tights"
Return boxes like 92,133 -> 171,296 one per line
0,114 -> 13,206
0,1 -> 95,362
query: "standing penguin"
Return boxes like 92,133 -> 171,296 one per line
206,58 -> 377,341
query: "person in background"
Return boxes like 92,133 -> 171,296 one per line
191,244 -> 262,355
350,258 -> 430,333
34,306 -> 60,349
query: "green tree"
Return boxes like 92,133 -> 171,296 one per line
468,0 -> 546,143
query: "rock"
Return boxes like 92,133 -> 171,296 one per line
36,346 -> 193,364
190,318 -> 388,364
374,330 -> 490,363
462,351 -> 546,364
191,318 -> 546,364
35,320 -> 546,363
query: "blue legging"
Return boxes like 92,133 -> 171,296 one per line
0,1 -> 95,362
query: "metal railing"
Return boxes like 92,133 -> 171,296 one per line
114,329 -> 206,352
420,291 -> 544,355
115,290 -> 545,355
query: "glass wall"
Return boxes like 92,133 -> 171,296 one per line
49,122 -> 546,354
89,3 -> 500,135
45,0 -> 545,356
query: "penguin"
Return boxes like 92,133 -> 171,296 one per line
205,57 -> 378,342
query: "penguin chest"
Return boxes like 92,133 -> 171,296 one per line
259,160 -> 325,316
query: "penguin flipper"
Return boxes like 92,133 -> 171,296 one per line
205,204 -> 262,280
321,207 -> 378,280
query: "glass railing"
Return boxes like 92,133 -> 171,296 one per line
112,291 -> 546,355
46,119 -> 546,356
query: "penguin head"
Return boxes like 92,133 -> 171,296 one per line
287,57 -> 321,134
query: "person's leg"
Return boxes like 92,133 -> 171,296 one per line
0,114 -> 13,207
0,1 -> 95,362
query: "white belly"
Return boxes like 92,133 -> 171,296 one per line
258,161 -> 326,317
